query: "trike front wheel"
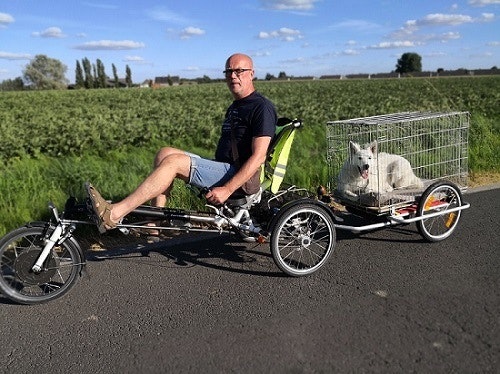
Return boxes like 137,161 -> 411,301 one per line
417,181 -> 463,242
0,225 -> 83,305
270,202 -> 336,276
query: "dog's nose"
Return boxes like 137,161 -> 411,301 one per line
362,164 -> 369,170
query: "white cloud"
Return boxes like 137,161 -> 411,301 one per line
124,55 -> 153,66
0,51 -> 32,60
146,7 -> 192,25
415,31 -> 461,43
330,19 -> 382,32
342,49 -> 360,56
391,12 -> 494,41
468,0 -> 500,6
417,13 -> 475,26
124,56 -> 145,62
180,27 -> 205,40
480,13 -> 495,22
251,51 -> 272,57
368,41 -> 420,49
74,40 -> 145,50
258,27 -> 303,41
32,27 -> 66,38
424,52 -> 447,57
0,12 -> 14,27
487,41 -> 500,46
281,57 -> 306,64
82,2 -> 119,10
400,12 -> 494,34
261,0 -> 318,10
469,51 -> 494,57
437,31 -> 461,41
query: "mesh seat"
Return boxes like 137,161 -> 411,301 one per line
225,117 -> 302,207
260,118 -> 302,194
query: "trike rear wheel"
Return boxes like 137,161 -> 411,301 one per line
417,181 -> 463,242
0,226 -> 83,304
270,202 -> 336,276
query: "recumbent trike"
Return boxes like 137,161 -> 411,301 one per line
0,118 -> 338,305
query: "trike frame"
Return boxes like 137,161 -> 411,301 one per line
329,180 -> 470,242
0,185 -> 338,304
0,178 -> 469,305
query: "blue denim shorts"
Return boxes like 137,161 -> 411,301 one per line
188,153 -> 237,189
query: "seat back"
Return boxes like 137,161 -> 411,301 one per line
261,118 -> 302,193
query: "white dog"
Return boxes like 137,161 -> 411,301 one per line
337,141 -> 423,200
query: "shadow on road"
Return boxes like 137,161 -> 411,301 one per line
82,231 -> 285,278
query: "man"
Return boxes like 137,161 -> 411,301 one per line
87,53 -> 277,232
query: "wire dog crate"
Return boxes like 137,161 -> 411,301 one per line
327,111 -> 469,213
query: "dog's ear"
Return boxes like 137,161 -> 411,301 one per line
349,141 -> 360,155
368,141 -> 377,154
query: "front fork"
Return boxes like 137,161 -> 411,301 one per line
31,203 -> 75,273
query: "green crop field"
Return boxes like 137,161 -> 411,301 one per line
0,76 -> 499,235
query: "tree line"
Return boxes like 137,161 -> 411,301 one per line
0,54 -> 133,91
74,58 -> 132,89
1,52 -> 496,91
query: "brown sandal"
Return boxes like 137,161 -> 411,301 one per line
85,182 -> 117,233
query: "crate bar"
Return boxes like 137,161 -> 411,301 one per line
326,111 -> 469,213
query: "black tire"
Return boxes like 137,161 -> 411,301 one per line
417,181 -> 463,242
270,203 -> 336,276
0,226 -> 82,304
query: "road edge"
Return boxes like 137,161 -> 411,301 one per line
467,182 -> 500,194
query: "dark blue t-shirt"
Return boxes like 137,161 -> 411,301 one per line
215,91 -> 277,165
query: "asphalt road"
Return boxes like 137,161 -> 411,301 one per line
1,186 -> 499,374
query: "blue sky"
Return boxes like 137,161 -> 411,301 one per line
1,0 -> 499,83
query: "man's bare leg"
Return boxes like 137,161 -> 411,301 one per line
107,152 -> 191,225
151,147 -> 186,208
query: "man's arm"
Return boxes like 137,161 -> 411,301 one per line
206,136 -> 271,204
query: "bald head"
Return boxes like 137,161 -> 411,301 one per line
225,53 -> 254,70
224,53 -> 255,100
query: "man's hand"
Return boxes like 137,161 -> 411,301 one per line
205,186 -> 233,205
205,136 -> 271,205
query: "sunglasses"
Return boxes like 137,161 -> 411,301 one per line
223,68 -> 252,76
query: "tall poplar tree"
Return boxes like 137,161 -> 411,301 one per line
112,63 -> 119,88
75,60 -> 84,89
96,59 -> 106,88
92,64 -> 98,88
125,65 -> 132,87
82,57 -> 93,89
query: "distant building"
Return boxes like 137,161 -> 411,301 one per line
154,76 -> 180,87
106,78 -> 127,88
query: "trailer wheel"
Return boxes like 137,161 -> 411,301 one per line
417,181 -> 463,242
